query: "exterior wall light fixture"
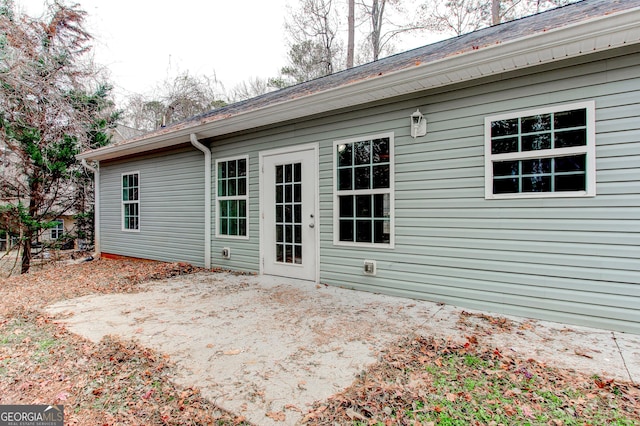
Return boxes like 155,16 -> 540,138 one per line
411,109 -> 427,138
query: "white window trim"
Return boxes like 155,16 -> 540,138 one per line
51,220 -> 64,239
484,101 -> 596,200
333,132 -> 395,249
121,171 -> 140,232
215,155 -> 250,240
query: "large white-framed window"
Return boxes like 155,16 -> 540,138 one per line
485,101 -> 596,199
216,156 -> 249,238
333,133 -> 394,248
121,171 -> 140,231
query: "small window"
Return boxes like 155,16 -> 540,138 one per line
122,172 -> 140,231
216,156 -> 248,238
485,101 -> 595,199
334,133 -> 394,247
51,220 -> 64,239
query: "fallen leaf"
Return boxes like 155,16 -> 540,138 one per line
266,411 -> 286,421
574,349 -> 593,359
284,404 -> 302,412
521,404 -> 535,418
223,349 -> 241,355
346,408 -> 365,420
504,404 -> 517,416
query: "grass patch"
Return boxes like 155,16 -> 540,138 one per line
304,336 -> 640,425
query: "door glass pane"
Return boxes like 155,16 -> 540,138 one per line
275,161 -> 303,265
294,246 -> 302,264
294,163 -> 301,182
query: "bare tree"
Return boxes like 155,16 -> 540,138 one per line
228,77 -> 278,103
122,95 -> 164,132
358,0 -> 423,61
281,0 -> 343,84
492,0 -> 500,25
420,0 -> 488,36
421,0 -> 579,36
159,72 -> 226,126
122,71 -> 227,132
0,0 -> 118,273
347,0 -> 355,68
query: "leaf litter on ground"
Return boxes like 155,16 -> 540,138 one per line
0,257 -> 249,425
1,256 -> 639,425
303,334 -> 640,425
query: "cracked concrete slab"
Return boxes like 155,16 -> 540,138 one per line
46,272 -> 639,425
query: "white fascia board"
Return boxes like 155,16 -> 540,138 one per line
78,6 -> 640,162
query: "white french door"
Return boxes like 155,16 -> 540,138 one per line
261,145 -> 318,281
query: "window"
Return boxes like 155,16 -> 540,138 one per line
122,172 -> 140,231
485,101 -> 595,199
51,220 -> 64,239
334,133 -> 394,247
216,156 -> 248,238
275,162 -> 302,263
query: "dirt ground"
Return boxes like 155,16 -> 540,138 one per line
45,270 -> 640,425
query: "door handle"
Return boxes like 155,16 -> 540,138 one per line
309,223 -> 315,228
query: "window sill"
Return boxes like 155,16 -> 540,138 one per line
485,190 -> 595,200
333,240 -> 394,249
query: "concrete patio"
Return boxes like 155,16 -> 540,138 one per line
46,272 -> 640,425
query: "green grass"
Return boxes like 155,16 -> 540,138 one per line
307,336 -> 639,425
401,349 -> 635,425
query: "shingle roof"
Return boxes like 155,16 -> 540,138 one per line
187,0 -> 640,125
81,0 -> 640,159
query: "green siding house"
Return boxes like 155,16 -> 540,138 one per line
78,0 -> 640,333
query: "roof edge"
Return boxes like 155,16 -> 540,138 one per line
78,5 -> 640,162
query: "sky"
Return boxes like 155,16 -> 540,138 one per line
21,0 -> 438,102
22,0 -> 292,100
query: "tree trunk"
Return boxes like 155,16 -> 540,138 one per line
347,0 -> 355,68
492,0 -> 501,25
20,232 -> 32,274
371,0 -> 383,61
21,177 -> 42,274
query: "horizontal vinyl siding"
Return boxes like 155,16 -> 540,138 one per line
313,47 -> 640,333
100,148 -> 206,266
97,46 -> 640,333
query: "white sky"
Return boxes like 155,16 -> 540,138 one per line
21,0 -> 439,101
22,0 -> 292,99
